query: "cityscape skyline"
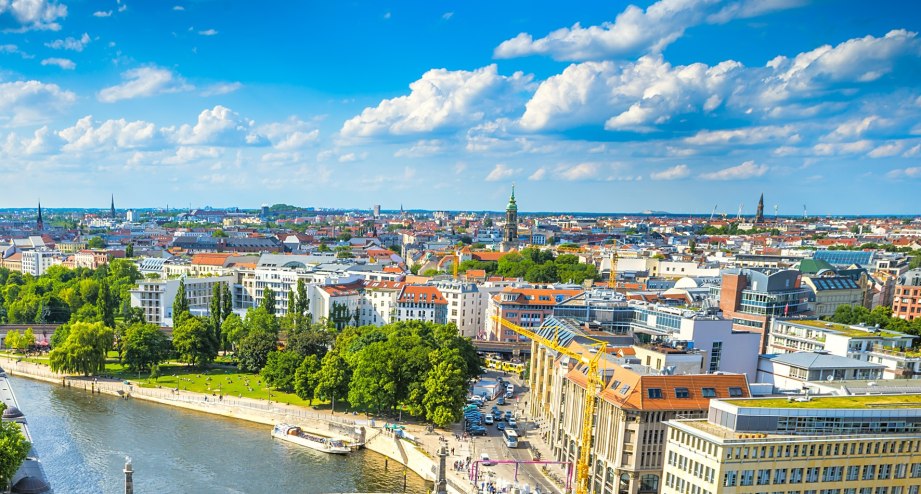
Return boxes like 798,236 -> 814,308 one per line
0,1 -> 920,213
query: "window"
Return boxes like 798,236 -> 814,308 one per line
790,468 -> 803,483
774,469 -> 787,484
740,470 -> 754,486
728,387 -> 744,397
647,388 -> 663,399
620,385 -> 631,395
675,387 -> 690,398
702,387 -> 717,398
863,465 -> 876,481
757,469 -> 772,485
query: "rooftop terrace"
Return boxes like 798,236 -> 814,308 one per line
786,319 -> 907,339
724,394 -> 921,409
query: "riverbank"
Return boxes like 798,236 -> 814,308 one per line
0,357 -> 473,494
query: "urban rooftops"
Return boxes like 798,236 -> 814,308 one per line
723,394 -> 921,409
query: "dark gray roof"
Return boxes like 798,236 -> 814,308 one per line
810,276 -> 859,291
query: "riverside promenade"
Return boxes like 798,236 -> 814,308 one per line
0,356 -> 494,494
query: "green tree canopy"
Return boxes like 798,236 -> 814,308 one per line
49,321 -> 114,376
294,354 -> 321,404
121,322 -> 170,372
172,316 -> 217,368
0,421 -> 30,491
260,350 -> 302,392
236,328 -> 277,372
87,236 -> 106,249
314,348 -> 350,412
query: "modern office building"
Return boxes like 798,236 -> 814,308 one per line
129,275 -> 234,326
662,394 -> 921,494
719,268 -> 812,350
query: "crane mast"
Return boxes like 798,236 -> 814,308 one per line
492,316 -> 606,494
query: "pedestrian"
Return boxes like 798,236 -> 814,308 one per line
451,447 -> 455,455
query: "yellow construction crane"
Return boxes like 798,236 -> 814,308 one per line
608,239 -> 618,290
492,316 -> 606,494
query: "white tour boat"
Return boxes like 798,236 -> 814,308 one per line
271,424 -> 351,454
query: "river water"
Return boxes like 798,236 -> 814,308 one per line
9,375 -> 431,494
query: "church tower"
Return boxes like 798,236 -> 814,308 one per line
111,194 -> 116,219
36,201 -> 44,231
502,185 -> 518,251
755,193 -> 765,224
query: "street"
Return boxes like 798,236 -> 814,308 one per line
453,369 -> 564,494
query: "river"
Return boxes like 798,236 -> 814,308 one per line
9,375 -> 431,494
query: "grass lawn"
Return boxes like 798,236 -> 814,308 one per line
1,351 -> 324,408
725,394 -> 921,409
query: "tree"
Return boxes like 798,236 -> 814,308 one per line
125,243 -> 134,258
423,349 -> 467,427
236,329 -> 277,372
317,243 -> 331,252
314,348 -> 350,413
221,283 -> 233,322
221,313 -> 246,352
20,328 -> 35,351
96,280 -> 116,328
49,321 -> 114,376
3,330 -> 20,352
210,283 -> 223,350
286,324 -> 332,359
260,350 -> 302,392
87,237 -> 106,249
262,287 -> 276,315
173,278 -> 189,323
0,421 -> 30,491
149,364 -> 161,382
172,316 -> 216,368
294,354 -> 321,404
121,323 -> 170,373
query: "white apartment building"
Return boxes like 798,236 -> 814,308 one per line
129,275 -> 234,326
768,319 -> 921,379
430,280 -> 488,338
20,249 -> 59,276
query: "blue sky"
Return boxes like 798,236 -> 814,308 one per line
1,0 -> 921,214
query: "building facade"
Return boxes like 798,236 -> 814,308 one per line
663,395 -> 921,494
719,268 -> 812,351
893,268 -> 921,322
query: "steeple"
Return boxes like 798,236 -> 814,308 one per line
755,193 -> 765,224
36,201 -> 44,231
502,184 -> 518,249
111,194 -> 116,219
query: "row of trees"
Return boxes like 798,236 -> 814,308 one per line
258,320 -> 480,427
3,328 -> 36,352
0,261 -> 141,326
828,305 -> 921,338
0,401 -> 30,491
455,248 -> 598,284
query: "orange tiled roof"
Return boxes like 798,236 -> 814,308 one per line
492,287 -> 583,306
191,253 -> 234,266
397,285 -> 447,304
472,252 -> 505,262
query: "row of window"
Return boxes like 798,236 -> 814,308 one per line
645,386 -> 743,399
724,439 -> 921,461
723,464 -> 921,487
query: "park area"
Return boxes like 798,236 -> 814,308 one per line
0,351 -> 319,408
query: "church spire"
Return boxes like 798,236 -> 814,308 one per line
111,194 -> 116,219
36,201 -> 44,231
755,193 -> 765,223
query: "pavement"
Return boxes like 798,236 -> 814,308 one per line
406,369 -> 565,494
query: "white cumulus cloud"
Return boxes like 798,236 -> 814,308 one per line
40,57 -> 74,69
485,163 -> 520,181
198,28 -> 218,36
341,64 -> 533,138
0,80 -> 76,126
528,167 -> 546,181
58,115 -> 163,152
684,125 -> 798,145
93,10 -> 112,17
700,160 -> 767,180
98,66 -> 194,103
886,167 -> 921,179
45,32 -> 90,51
557,162 -> 599,181
0,0 -> 68,31
176,105 -> 268,146
650,164 -> 690,180
494,0 -> 804,61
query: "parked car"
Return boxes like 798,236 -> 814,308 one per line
497,422 -> 506,430
497,397 -> 506,406
469,427 -> 487,436
484,415 -> 494,425
480,453 -> 496,466
504,411 -> 512,421
509,418 -> 518,429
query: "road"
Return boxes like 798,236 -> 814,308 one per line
457,369 -> 563,494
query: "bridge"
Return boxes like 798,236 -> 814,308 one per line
473,340 -> 531,358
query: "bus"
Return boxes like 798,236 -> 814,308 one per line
503,428 -> 519,448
